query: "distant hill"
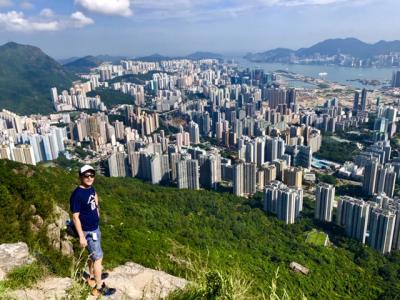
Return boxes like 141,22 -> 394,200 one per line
133,52 -> 223,62
63,52 -> 223,70
57,56 -> 80,65
63,55 -> 127,74
0,42 -> 76,115
133,53 -> 170,62
63,55 -> 102,74
185,51 -> 223,60
245,38 -> 400,65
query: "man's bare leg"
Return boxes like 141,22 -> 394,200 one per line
93,258 -> 103,289
88,259 -> 94,278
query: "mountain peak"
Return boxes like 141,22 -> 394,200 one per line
245,37 -> 400,63
0,43 -> 76,115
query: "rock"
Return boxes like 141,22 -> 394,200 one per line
54,205 -> 69,229
29,204 -> 36,215
9,277 -> 72,300
5,261 -> 187,300
87,262 -> 188,300
61,240 -> 74,257
30,215 -> 44,234
45,206 -> 74,257
46,223 -> 60,250
32,215 -> 44,228
0,242 -> 33,280
29,222 -> 40,234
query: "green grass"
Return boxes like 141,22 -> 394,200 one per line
0,262 -> 48,290
1,160 -> 400,299
306,230 -> 328,247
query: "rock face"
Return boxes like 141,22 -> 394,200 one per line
87,262 -> 189,300
0,242 -> 33,280
8,261 -> 188,300
46,205 -> 74,257
10,277 -> 73,300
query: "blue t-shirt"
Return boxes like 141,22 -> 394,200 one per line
70,186 -> 99,232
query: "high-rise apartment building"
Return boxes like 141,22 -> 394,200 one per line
233,162 -> 256,197
284,167 -> 303,188
361,88 -> 368,111
336,196 -> 370,243
368,208 -> 396,254
108,151 -> 128,177
266,88 -> 286,110
188,121 -> 200,144
176,159 -> 200,190
392,71 -> 400,88
315,183 -> 335,222
264,181 -> 303,224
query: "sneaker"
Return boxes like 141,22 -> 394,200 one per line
82,271 -> 110,288
91,282 -> 116,297
82,271 -> 109,281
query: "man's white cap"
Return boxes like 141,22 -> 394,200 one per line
79,165 -> 95,175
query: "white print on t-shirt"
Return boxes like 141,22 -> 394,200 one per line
88,194 -> 96,211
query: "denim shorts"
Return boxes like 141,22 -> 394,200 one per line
84,227 -> 104,261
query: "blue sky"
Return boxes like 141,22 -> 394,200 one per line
0,0 -> 399,58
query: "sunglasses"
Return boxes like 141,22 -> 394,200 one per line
82,174 -> 95,179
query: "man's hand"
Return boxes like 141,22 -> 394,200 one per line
79,236 -> 88,248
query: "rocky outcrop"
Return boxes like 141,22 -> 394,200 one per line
10,277 -> 73,300
87,262 -> 188,300
1,242 -> 188,299
7,261 -> 188,300
46,205 -> 74,257
0,242 -> 34,280
30,214 -> 44,233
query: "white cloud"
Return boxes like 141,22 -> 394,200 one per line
0,10 -> 95,32
276,0 -> 348,5
20,1 -> 33,9
40,8 -> 54,18
75,0 -> 132,17
0,11 -> 59,31
70,11 -> 94,27
0,0 -> 13,8
129,0 -> 367,21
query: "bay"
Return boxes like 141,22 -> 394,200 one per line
230,56 -> 397,89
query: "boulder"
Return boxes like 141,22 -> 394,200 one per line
54,205 -> 69,229
6,260 -> 188,300
9,277 -> 72,300
30,215 -> 44,233
46,223 -> 60,250
29,204 -> 36,215
0,242 -> 33,280
32,215 -> 44,228
46,206 -> 74,257
60,240 -> 74,257
87,262 -> 189,299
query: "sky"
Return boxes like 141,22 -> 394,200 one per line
0,0 -> 399,59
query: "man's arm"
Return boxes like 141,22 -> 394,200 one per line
95,193 -> 100,217
72,212 -> 87,248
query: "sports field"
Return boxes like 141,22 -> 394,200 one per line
306,230 -> 328,246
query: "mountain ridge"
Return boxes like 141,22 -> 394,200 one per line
245,37 -> 400,65
0,42 -> 76,115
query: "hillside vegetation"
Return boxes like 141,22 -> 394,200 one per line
0,42 -> 76,115
0,159 -> 399,299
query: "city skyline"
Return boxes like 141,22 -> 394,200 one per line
0,0 -> 399,58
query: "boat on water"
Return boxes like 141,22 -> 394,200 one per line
318,72 -> 328,76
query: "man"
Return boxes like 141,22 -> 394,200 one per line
70,165 -> 116,297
